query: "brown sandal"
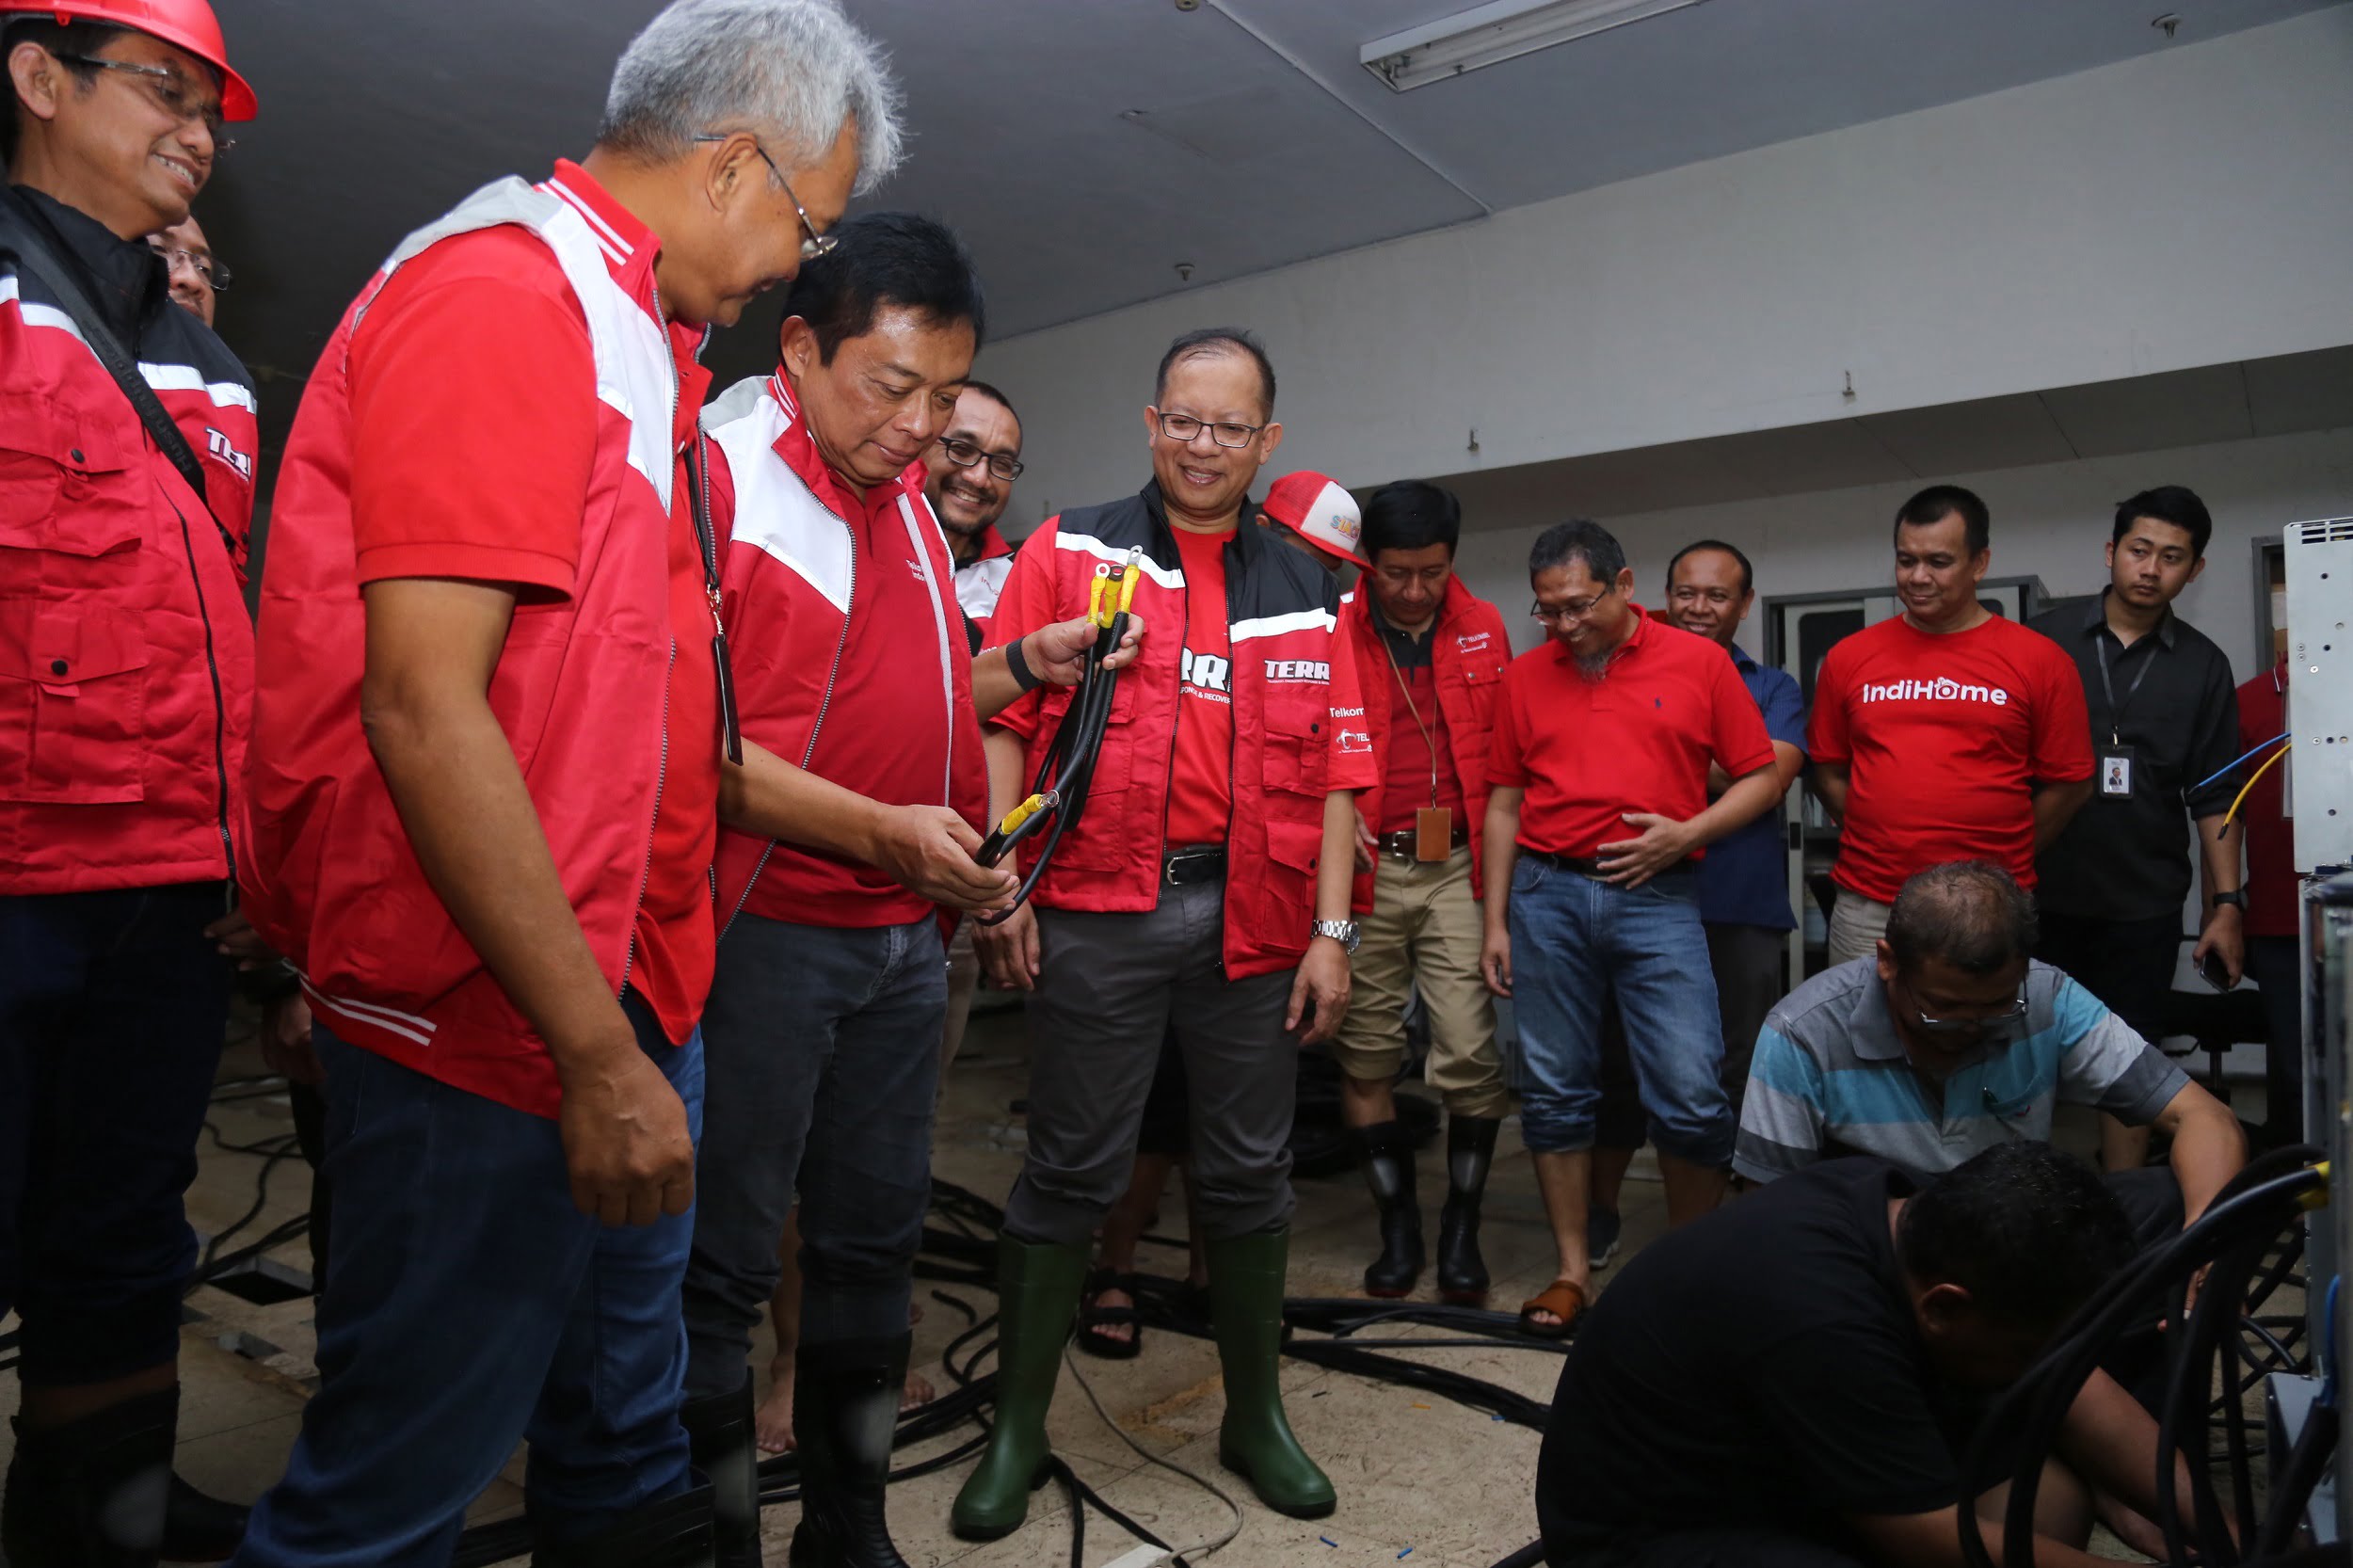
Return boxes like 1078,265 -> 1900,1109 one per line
1518,1278 -> 1587,1339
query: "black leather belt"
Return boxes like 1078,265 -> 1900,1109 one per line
1376,826 -> 1469,860
1162,846 -> 1227,885
1520,848 -> 1695,878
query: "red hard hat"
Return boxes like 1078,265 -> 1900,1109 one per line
8,0 -> 256,120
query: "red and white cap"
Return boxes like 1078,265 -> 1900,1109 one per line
1263,471 -> 1366,568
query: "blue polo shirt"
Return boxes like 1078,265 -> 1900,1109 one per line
1697,646 -> 1806,931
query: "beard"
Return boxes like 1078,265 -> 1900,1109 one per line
1574,646 -> 1614,681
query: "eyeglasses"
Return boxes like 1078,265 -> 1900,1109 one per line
1903,982 -> 2030,1036
1154,410 -> 1265,449
692,133 -> 834,263
937,435 -> 1024,483
1529,584 -> 1616,624
53,54 -> 233,153
149,242 -> 232,292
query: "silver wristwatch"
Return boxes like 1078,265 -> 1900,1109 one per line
1312,919 -> 1361,955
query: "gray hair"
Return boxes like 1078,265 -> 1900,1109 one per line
598,0 -> 904,193
1885,860 -> 2039,976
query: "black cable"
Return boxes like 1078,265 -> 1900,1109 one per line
1958,1155 -> 2327,1568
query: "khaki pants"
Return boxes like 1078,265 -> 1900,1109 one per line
1825,890 -> 1894,968
1329,846 -> 1510,1119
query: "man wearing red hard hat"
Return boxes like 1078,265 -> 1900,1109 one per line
0,0 -> 260,1563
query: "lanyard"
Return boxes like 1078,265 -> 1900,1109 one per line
682,434 -> 744,765
2093,631 -> 2157,747
1377,621 -> 1441,808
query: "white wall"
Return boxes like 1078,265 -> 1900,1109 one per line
982,8 -> 2353,526
1444,426 -> 2353,680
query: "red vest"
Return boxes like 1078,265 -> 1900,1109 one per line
241,176 -> 699,1117
1002,488 -> 1361,980
701,373 -> 989,931
1339,579 -> 1511,912
0,194 -> 258,894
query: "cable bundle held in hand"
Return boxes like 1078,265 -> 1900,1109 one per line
974,549 -> 1143,921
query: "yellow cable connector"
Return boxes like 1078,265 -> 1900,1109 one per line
2299,1160 -> 2331,1209
996,794 -> 1048,837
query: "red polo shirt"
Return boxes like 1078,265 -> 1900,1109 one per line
1487,611 -> 1775,858
347,161 -> 719,1047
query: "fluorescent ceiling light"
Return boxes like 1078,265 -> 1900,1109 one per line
1361,0 -> 1710,91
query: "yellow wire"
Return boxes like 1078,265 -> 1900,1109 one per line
2223,743 -> 2293,828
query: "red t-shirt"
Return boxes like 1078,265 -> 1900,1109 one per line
1374,652 -> 1464,836
2237,662 -> 2296,938
1806,614 -> 2093,904
1487,612 -> 1775,859
1166,526 -> 1236,847
346,163 -> 718,1047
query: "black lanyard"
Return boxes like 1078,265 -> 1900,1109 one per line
2093,631 -> 2157,747
682,434 -> 744,765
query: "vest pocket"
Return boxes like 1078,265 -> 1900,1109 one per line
0,601 -> 151,803
0,397 -> 145,561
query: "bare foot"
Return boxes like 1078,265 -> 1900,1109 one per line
903,1368 -> 936,1411
754,1358 -> 795,1454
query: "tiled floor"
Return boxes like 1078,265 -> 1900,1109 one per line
1,1000 -> 1672,1568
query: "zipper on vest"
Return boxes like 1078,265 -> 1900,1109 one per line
618,639 -> 676,994
164,486 -> 236,881
723,483 -> 856,936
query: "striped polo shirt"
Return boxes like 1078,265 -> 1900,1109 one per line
1734,958 -> 2185,1184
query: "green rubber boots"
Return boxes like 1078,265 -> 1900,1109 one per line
951,1226 -> 1335,1540
1207,1227 -> 1335,1519
951,1238 -> 1088,1540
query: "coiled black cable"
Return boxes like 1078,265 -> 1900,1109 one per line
1959,1149 -> 2329,1568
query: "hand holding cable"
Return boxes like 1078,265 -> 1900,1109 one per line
975,552 -> 1144,920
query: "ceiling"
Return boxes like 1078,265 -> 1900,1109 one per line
1429,344 -> 2353,527
200,0 -> 2343,452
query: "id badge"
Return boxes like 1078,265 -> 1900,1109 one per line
2099,745 -> 2133,798
1416,806 -> 1452,862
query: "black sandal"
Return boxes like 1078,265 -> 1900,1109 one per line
1076,1268 -> 1144,1360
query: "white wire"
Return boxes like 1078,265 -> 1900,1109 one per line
1063,1345 -> 1248,1563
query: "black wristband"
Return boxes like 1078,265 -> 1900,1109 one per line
1002,634 -> 1044,694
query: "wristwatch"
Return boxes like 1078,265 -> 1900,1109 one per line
2210,890 -> 2247,912
1312,919 -> 1361,955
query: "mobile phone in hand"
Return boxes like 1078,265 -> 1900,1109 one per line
2198,950 -> 2237,992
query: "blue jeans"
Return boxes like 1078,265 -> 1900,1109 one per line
681,914 -> 945,1398
0,883 -> 231,1385
1508,859 -> 1733,1166
232,996 -> 705,1568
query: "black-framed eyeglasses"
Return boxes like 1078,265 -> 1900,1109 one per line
149,241 -> 232,291
937,435 -> 1024,482
1530,584 -> 1616,624
52,54 -> 233,152
1903,982 -> 2030,1036
692,132 -> 834,262
1154,410 -> 1264,449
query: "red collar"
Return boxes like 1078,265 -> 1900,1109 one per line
970,521 -> 1015,563
764,373 -> 923,522
537,157 -> 709,424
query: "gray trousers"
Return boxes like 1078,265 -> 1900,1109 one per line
1004,877 -> 1299,1246
681,913 -> 945,1399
